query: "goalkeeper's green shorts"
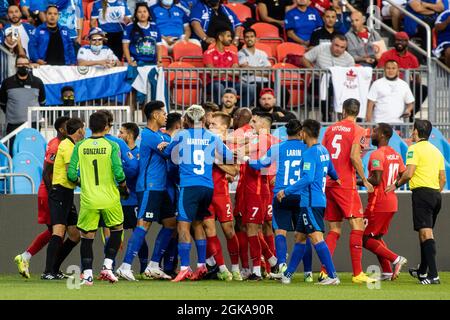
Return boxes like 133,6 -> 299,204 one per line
77,203 -> 124,233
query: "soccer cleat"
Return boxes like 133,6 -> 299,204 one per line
318,270 -> 328,282
217,270 -> 233,281
164,270 -> 178,280
55,271 -> 70,280
378,273 -> 393,281
246,273 -> 262,281
116,267 -> 136,281
190,265 -> 208,281
41,272 -> 57,280
280,273 -> 291,284
352,272 -> 378,284
269,263 -> 287,280
419,277 -> 440,285
240,268 -> 251,280
409,266 -> 427,281
80,276 -> 94,286
14,255 -> 30,279
232,271 -> 243,281
203,264 -> 219,280
392,256 -> 408,280
99,267 -> 119,283
171,268 -> 193,282
144,266 -> 172,280
304,272 -> 313,283
316,277 -> 340,286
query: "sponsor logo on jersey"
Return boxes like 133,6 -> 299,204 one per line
407,151 -> 413,159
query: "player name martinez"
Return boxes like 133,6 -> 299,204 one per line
331,126 -> 351,132
187,138 -> 210,145
83,148 -> 107,155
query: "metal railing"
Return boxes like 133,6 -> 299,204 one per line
0,147 -> 13,193
0,172 -> 36,194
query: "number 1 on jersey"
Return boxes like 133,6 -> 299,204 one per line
92,159 -> 99,186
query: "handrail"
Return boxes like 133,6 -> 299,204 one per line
0,172 -> 35,194
0,148 -> 14,193
0,122 -> 29,146
368,0 -> 431,59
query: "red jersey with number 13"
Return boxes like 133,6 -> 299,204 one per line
323,119 -> 366,189
367,146 -> 405,213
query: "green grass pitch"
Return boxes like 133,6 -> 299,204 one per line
1,273 -> 450,300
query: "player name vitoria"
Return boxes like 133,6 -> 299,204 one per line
187,138 -> 210,145
83,147 -> 107,155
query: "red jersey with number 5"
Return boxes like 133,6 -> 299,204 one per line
323,119 -> 366,189
367,146 -> 405,213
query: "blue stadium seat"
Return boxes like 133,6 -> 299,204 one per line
388,130 -> 409,161
12,151 -> 43,194
12,128 -> 47,164
0,142 -> 10,193
272,126 -> 287,141
429,128 -> 450,161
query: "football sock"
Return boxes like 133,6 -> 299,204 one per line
315,241 -> 337,279
226,234 -> 240,265
150,227 -> 173,264
253,266 -> 261,277
138,240 -> 149,274
236,231 -> 249,269
231,264 -> 240,272
105,229 -> 123,261
123,226 -> 146,265
80,238 -> 94,272
422,239 -> 438,278
378,239 -> 393,273
206,236 -> 218,261
206,257 -> 216,267
325,230 -> 340,257
350,230 -> 364,276
285,242 -> 306,278
258,232 -> 274,260
248,235 -> 262,267
303,238 -> 313,273
178,242 -> 191,267
53,238 -> 78,273
163,236 -> 178,272
21,251 -> 32,262
418,241 -> 428,275
195,239 -> 207,264
275,235 -> 287,264
364,238 -> 398,262
27,229 -> 52,257
212,236 -> 225,267
44,235 -> 63,274
264,234 -> 276,257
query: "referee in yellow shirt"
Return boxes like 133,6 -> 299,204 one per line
387,120 -> 446,285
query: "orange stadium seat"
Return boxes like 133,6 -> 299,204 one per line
272,62 -> 310,107
173,42 -> 204,67
276,42 -> 306,63
160,45 -> 173,67
167,62 -> 202,107
251,22 -> 284,58
242,42 -> 277,65
224,3 -> 252,23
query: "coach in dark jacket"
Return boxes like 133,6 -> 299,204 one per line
253,87 -> 297,123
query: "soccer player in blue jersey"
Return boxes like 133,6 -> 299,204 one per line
248,119 -> 314,282
159,104 -> 234,282
277,119 -> 341,285
116,101 -> 176,281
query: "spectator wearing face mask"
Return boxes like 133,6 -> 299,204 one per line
77,27 -> 121,67
61,86 -> 75,106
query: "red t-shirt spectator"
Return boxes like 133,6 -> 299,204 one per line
310,0 -> 331,14
203,47 -> 239,81
377,49 -> 420,69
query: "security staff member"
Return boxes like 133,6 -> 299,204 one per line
386,120 -> 446,285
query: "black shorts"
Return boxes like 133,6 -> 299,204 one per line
48,184 -> 77,226
296,207 -> 325,234
272,194 -> 300,232
137,190 -> 176,223
178,186 -> 214,222
98,205 -> 138,229
412,188 -> 442,231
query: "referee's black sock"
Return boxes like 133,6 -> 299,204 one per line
80,238 -> 94,272
422,239 -> 438,278
53,238 -> 78,273
418,241 -> 428,276
44,235 -> 63,274
105,229 -> 123,261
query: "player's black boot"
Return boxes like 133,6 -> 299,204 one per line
41,272 -> 57,280
203,264 -> 219,280
247,273 -> 262,281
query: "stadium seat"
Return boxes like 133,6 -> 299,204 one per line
251,23 -> 284,55
429,127 -> 450,161
224,3 -> 252,23
388,130 -> 409,161
276,42 -> 306,63
0,142 -> 10,193
173,42 -> 204,67
272,126 -> 287,141
255,42 -> 277,63
12,151 -> 43,194
12,128 -> 47,164
167,62 -> 202,107
272,63 -> 310,107
160,45 -> 174,68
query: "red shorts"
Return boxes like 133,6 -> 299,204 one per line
233,191 -> 244,217
264,200 -> 273,222
364,211 -> 395,237
324,187 -> 363,221
242,194 -> 271,225
37,184 -> 50,225
206,194 -> 233,223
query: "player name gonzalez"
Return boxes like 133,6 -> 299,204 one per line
177,304 -> 274,318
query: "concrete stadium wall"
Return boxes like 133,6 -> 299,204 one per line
1,193 -> 449,274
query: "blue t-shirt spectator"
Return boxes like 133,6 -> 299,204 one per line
150,3 -> 189,38
177,0 -> 199,16
335,11 -> 352,34
436,9 -> 450,45
1,0 -> 11,18
123,21 -> 162,64
404,0 -> 449,36
285,6 -> 323,42
46,0 -> 84,39
91,0 -> 131,33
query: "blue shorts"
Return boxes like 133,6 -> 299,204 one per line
178,186 -> 213,222
296,207 -> 325,234
137,190 -> 175,223
272,194 -> 300,232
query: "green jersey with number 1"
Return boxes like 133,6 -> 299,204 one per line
68,136 -> 126,209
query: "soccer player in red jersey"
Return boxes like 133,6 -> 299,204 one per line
358,123 -> 408,281
204,112 -> 241,281
14,116 -> 69,279
322,98 -> 376,284
240,112 -> 279,280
